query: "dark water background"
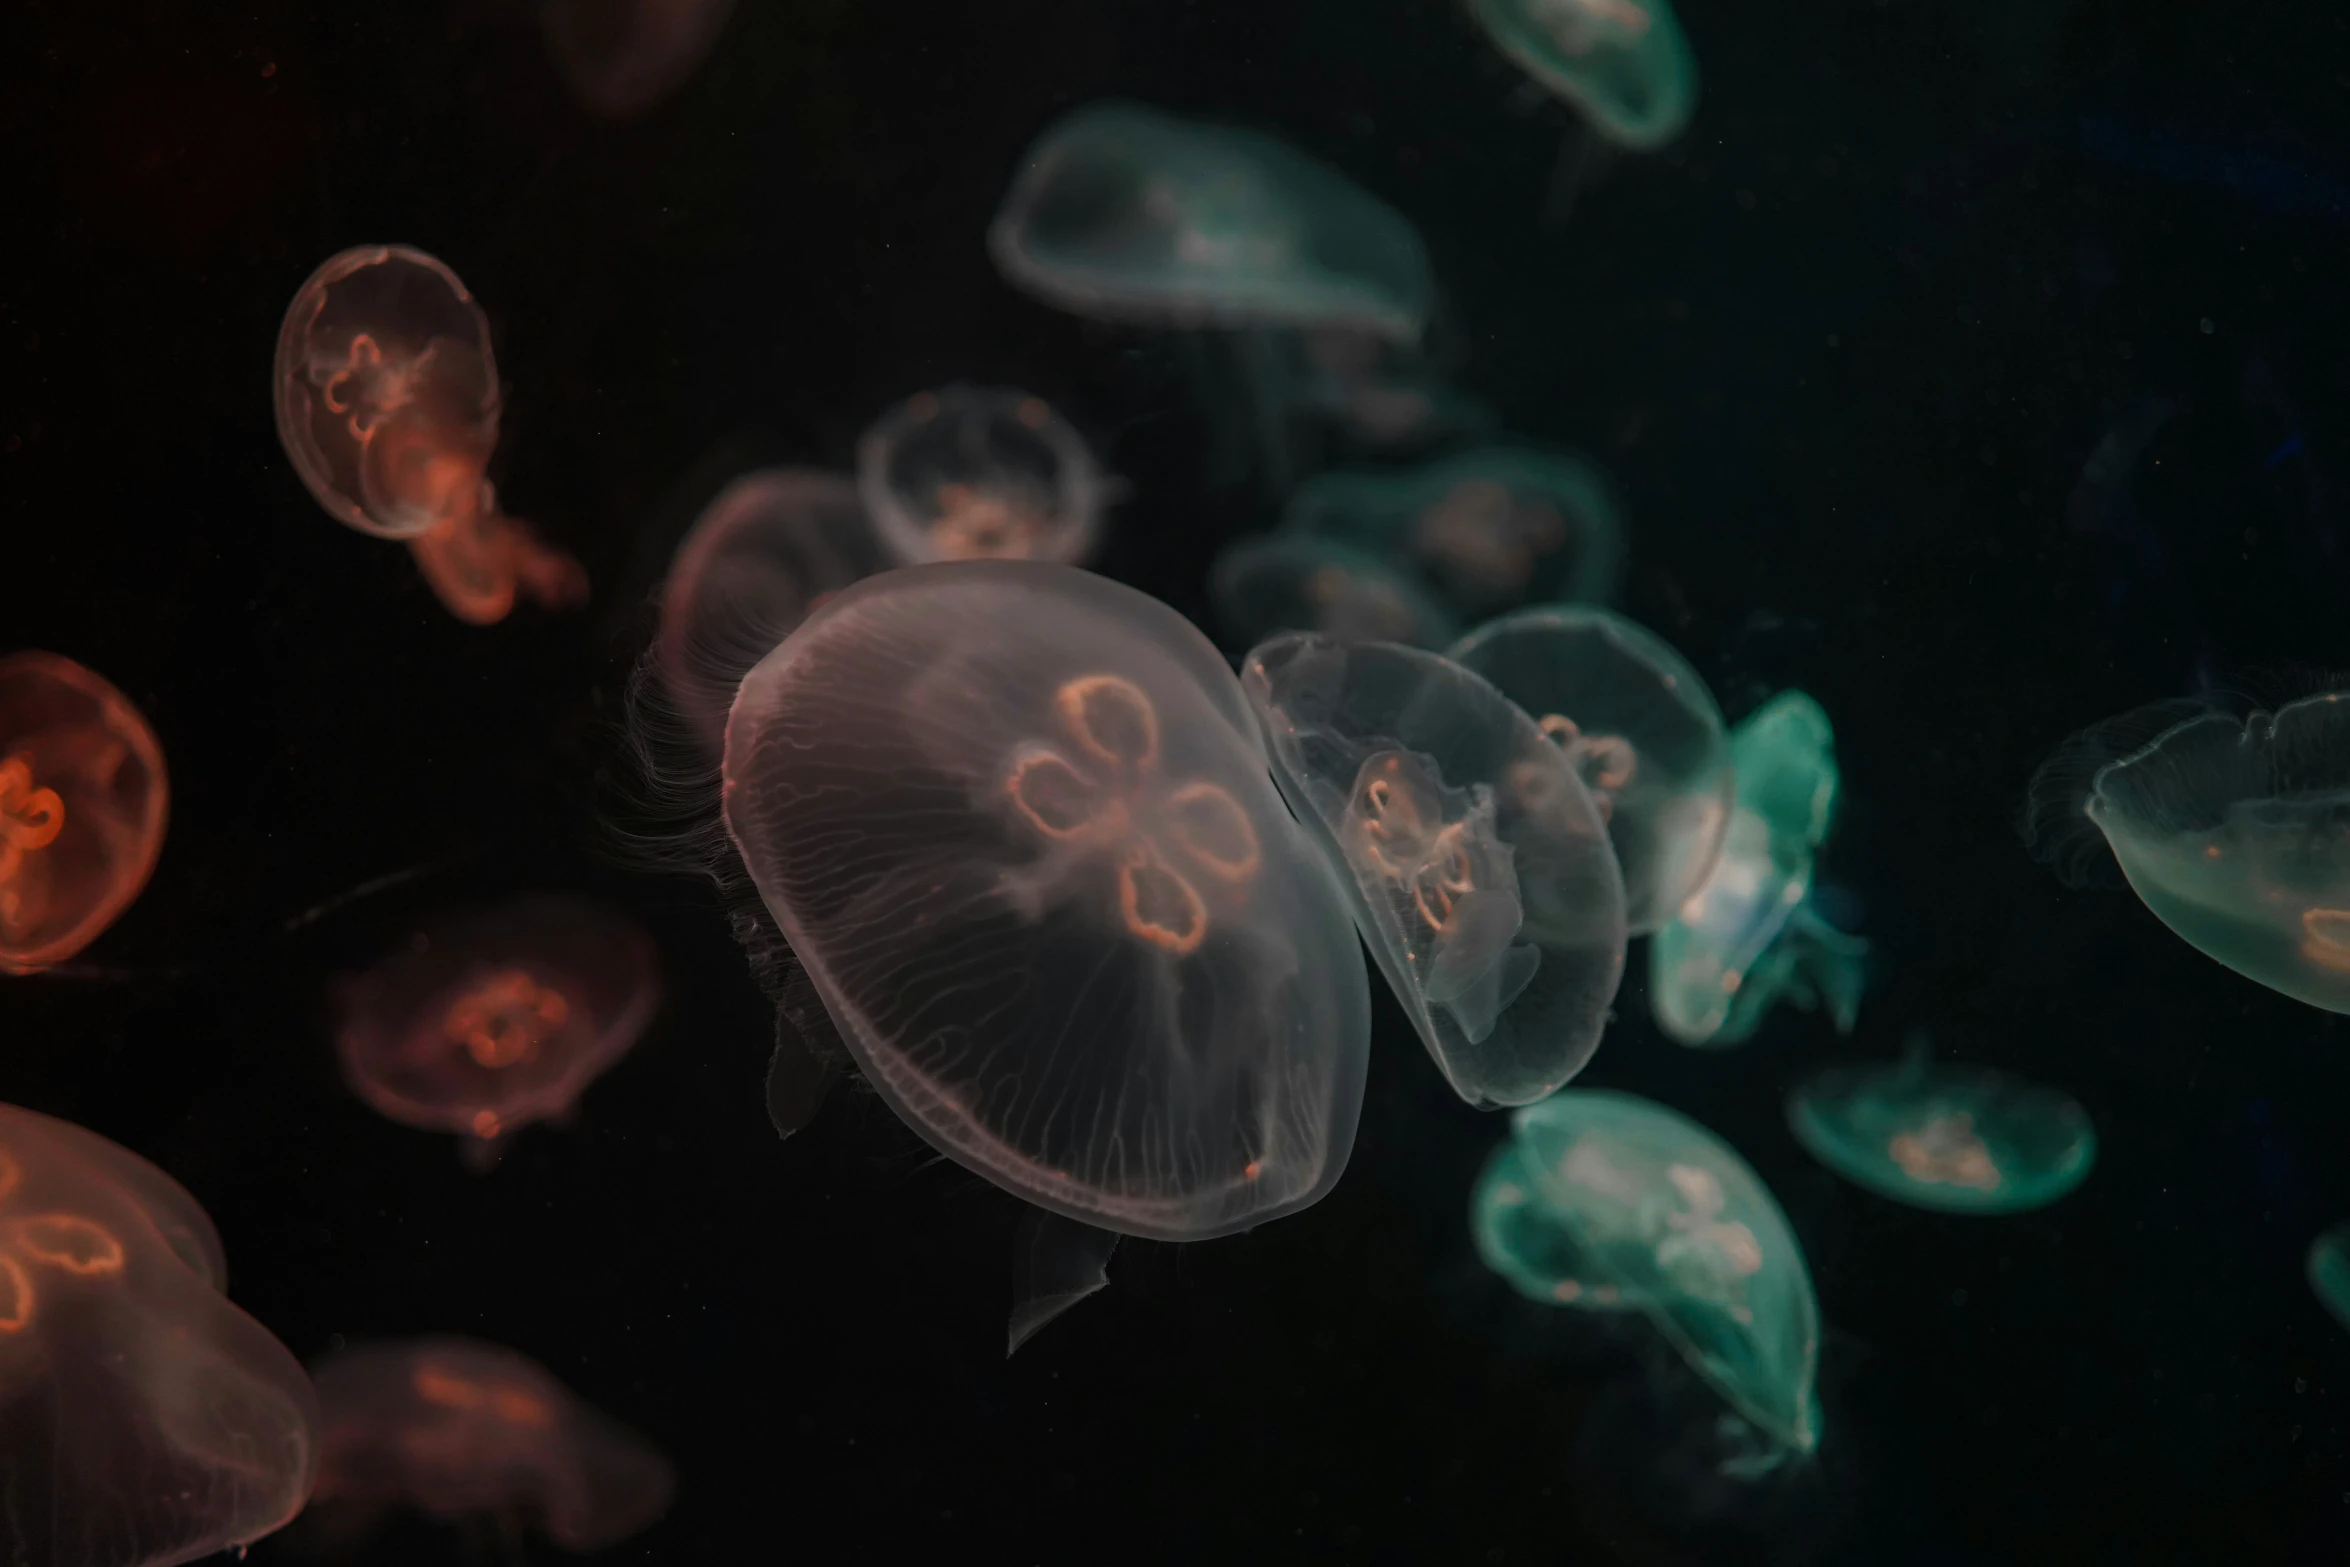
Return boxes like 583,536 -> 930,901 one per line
7,0 -> 2350,1560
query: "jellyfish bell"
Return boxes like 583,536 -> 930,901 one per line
857,387 -> 1106,567
2311,1223 -> 2350,1336
1468,0 -> 1701,152
1787,1050 -> 2095,1215
1471,1138 -> 1637,1311
540,0 -> 735,118
1207,534 -> 1461,652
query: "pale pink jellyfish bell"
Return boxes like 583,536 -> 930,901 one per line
541,0 -> 737,118
856,386 -> 1108,566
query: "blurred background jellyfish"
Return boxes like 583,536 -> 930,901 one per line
1471,1136 -> 1635,1311
1207,534 -> 1460,652
1242,632 -> 1627,1106
332,894 -> 661,1166
857,386 -> 1107,566
1294,327 -> 1497,459
0,1103 -> 320,1565
309,1336 -> 673,1550
0,653 -> 168,975
541,0 -> 734,118
1282,446 -> 1625,618
2311,1224 -> 2350,1336
1467,0 -> 1701,152
1651,691 -> 1868,1048
1449,605 -> 1732,931
1786,1046 -> 2096,1214
2025,690 -> 2350,1014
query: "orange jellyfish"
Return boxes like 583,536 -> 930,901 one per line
0,1103 -> 321,1565
0,652 -> 168,975
310,1336 -> 673,1550
331,895 -> 660,1164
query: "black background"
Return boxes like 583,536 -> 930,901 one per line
7,0 -> 2350,1560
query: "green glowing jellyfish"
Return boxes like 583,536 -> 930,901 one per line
1449,605 -> 1732,933
2310,1224 -> 2350,1335
1281,446 -> 1623,617
1651,691 -> 1867,1048
1786,1050 -> 2095,1214
1208,534 -> 1460,651
1471,1139 -> 1637,1311
1499,1090 -> 1821,1452
1467,0 -> 1700,152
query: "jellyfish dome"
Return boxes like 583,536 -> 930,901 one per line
2311,1224 -> 2350,1336
312,1336 -> 673,1549
1449,605 -> 1732,932
722,561 -> 1370,1241
333,895 -> 661,1156
0,652 -> 168,975
1651,690 -> 1867,1048
988,101 -> 1434,343
1787,1054 -> 2095,1214
1471,1138 -> 1637,1311
1467,0 -> 1700,151
0,1103 -> 320,1565
857,387 -> 1106,567
1282,446 -> 1625,617
1241,632 -> 1627,1107
1208,534 -> 1461,652
541,0 -> 734,118
1510,1090 -> 1821,1453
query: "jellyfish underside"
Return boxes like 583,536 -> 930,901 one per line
1471,1140 -> 1634,1310
859,388 -> 1102,566
1787,1055 -> 2095,1214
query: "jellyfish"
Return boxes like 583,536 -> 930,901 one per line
1241,632 -> 1627,1106
722,561 -> 1370,1244
1281,446 -> 1625,617
0,652 -> 168,975
656,469 -> 883,752
309,1336 -> 673,1550
2311,1224 -> 2350,1336
1294,327 -> 1497,456
1467,0 -> 1700,152
2025,690 -> 2350,1013
1786,1048 -> 2095,1214
1651,691 -> 1868,1048
1471,1138 -> 1636,1311
856,387 -> 1107,567
1505,1090 -> 1821,1454
332,894 -> 660,1165
1449,605 -> 1732,931
1207,534 -> 1461,652
0,1103 -> 320,1565
541,0 -> 734,118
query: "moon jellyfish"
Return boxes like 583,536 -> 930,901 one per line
1651,691 -> 1867,1048
2025,691 -> 2350,1013
1282,446 -> 1624,617
657,469 -> 882,752
541,0 -> 734,118
1471,1139 -> 1634,1310
1786,1050 -> 2095,1214
332,894 -> 661,1163
0,653 -> 168,976
0,1103 -> 320,1565
1467,0 -> 1701,151
2311,1224 -> 2350,1335
1449,605 -> 1732,932
310,1336 -> 673,1549
723,561 -> 1370,1242
857,386 -> 1107,566
1208,534 -> 1460,652
1241,632 -> 1627,1106
1508,1090 -> 1821,1453
1297,328 -> 1496,456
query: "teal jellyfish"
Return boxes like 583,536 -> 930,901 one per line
1495,1090 -> 1822,1453
1281,446 -> 1624,618
1208,534 -> 1460,652
1242,633 -> 1628,1107
2026,692 -> 2350,1014
1472,1139 -> 1637,1310
1786,1049 -> 2095,1214
1467,0 -> 1700,152
2310,1224 -> 2350,1335
1651,691 -> 1868,1048
1449,605 -> 1732,932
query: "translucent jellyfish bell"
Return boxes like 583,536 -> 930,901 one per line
857,386 -> 1105,566
1208,534 -> 1461,652
1787,1050 -> 2095,1214
0,1104 -> 321,1564
2311,1224 -> 2350,1335
1471,1138 -> 1636,1311
722,561 -> 1370,1241
1449,605 -> 1732,931
1511,1090 -> 1822,1453
1651,691 -> 1868,1048
541,0 -> 734,118
0,653 -> 168,975
1241,633 -> 1628,1106
1467,0 -> 1701,151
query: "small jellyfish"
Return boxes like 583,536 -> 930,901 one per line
1786,1049 -> 2096,1214
1449,605 -> 1732,931
1242,632 -> 1627,1106
2311,1224 -> 2350,1335
1651,691 -> 1868,1048
1471,1138 -> 1636,1311
0,1103 -> 320,1565
1467,0 -> 1701,151
857,386 -> 1106,566
656,469 -> 883,752
332,894 -> 660,1163
2025,690 -> 2350,1013
541,0 -> 734,118
1296,327 -> 1497,456
1207,534 -> 1461,652
1508,1090 -> 1821,1454
0,652 -> 168,975
310,1336 -> 673,1550
1282,446 -> 1625,616
722,561 -> 1370,1242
